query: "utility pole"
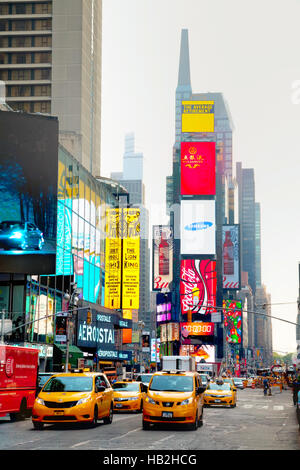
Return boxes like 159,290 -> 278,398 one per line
64,284 -> 80,373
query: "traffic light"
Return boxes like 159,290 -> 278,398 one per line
86,310 -> 92,324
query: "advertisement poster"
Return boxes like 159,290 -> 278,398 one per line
104,208 -> 122,309
180,322 -> 214,337
222,225 -> 240,290
0,112 -> 58,274
180,200 -> 216,255
181,142 -> 216,195
180,259 -> 217,315
223,299 -> 242,344
122,208 -> 140,309
181,101 -> 214,133
180,344 -> 215,362
152,225 -> 173,291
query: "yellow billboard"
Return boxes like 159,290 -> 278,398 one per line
122,208 -> 140,309
104,208 -> 121,309
181,100 -> 214,133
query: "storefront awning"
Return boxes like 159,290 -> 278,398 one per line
54,344 -> 84,368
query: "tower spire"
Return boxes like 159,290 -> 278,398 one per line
177,29 -> 192,93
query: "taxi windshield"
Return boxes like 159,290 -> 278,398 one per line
112,383 -> 140,391
139,374 -> 152,383
149,375 -> 194,392
208,383 -> 231,391
43,376 -> 93,392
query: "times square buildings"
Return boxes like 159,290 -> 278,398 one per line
159,29 -> 273,372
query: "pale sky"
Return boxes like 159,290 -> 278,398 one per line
101,0 -> 300,355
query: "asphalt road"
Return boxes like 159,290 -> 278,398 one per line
0,388 -> 299,451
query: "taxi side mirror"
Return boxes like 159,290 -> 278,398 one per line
141,384 -> 148,393
197,386 -> 206,395
232,387 -> 237,391
96,385 -> 106,393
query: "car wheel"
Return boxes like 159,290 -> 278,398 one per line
198,408 -> 203,427
103,404 -> 113,424
36,239 -> 43,250
33,421 -> 44,430
20,241 -> 27,251
142,419 -> 150,430
191,412 -> 199,431
138,400 -> 143,413
90,406 -> 98,427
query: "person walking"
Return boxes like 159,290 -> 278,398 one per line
292,375 -> 300,405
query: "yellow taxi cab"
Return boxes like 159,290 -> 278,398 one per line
32,372 -> 114,430
142,370 -> 206,430
222,377 -> 237,401
203,379 -> 237,408
112,380 -> 144,412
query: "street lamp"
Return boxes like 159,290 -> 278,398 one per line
64,283 -> 80,372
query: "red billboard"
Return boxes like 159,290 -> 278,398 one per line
180,259 -> 217,315
180,142 -> 216,195
180,322 -> 214,336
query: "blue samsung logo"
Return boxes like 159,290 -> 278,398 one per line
184,221 -> 213,231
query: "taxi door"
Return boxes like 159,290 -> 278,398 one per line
94,375 -> 108,418
195,375 -> 203,417
100,374 -> 113,416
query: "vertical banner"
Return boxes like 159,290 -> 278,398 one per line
180,259 -> 217,315
104,208 -> 121,309
152,225 -> 173,291
122,208 -> 140,309
222,225 -> 240,290
223,300 -> 242,344
180,142 -> 216,195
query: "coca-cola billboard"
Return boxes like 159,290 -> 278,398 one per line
152,225 -> 173,291
222,225 -> 240,290
181,142 -> 216,195
180,259 -> 217,315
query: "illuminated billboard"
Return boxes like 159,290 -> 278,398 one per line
223,300 -> 242,344
180,200 -> 216,255
180,344 -> 215,362
0,111 -> 58,274
180,259 -> 217,315
180,322 -> 214,336
222,225 -> 240,290
104,208 -> 122,309
181,101 -> 214,133
152,225 -> 173,291
122,208 -> 140,309
181,142 -> 216,195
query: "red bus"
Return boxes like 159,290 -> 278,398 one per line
0,345 -> 39,421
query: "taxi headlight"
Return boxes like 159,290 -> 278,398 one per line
126,397 -> 138,401
179,398 -> 193,406
146,397 -> 156,405
77,397 -> 91,406
36,397 -> 45,406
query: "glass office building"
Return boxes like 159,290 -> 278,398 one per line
1,143 -> 128,370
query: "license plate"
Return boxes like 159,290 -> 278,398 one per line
115,404 -> 123,408
54,411 -> 64,415
162,412 -> 173,418
214,399 -> 221,403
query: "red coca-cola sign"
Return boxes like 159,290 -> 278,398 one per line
180,259 -> 217,315
5,356 -> 14,378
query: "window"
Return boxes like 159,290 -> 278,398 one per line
15,4 -> 26,14
16,54 -> 27,64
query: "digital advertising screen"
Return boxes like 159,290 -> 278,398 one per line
180,200 -> 216,255
181,142 -> 216,195
222,225 -> 240,290
180,344 -> 215,362
181,101 -> 214,133
0,111 -> 58,274
180,259 -> 217,315
152,225 -> 173,291
223,299 -> 242,344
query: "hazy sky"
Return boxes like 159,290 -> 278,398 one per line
101,0 -> 300,355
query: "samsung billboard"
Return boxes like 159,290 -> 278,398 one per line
180,200 -> 216,255
0,111 -> 58,274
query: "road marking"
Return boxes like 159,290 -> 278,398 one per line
273,406 -> 284,411
70,440 -> 93,449
108,427 -> 141,442
147,434 -> 175,449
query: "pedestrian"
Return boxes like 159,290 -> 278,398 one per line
292,376 -> 300,405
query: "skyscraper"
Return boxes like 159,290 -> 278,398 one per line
111,134 -> 151,333
0,0 -> 102,176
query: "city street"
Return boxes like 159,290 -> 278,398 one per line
0,388 -> 299,451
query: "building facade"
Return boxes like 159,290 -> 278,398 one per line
0,0 -> 102,176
